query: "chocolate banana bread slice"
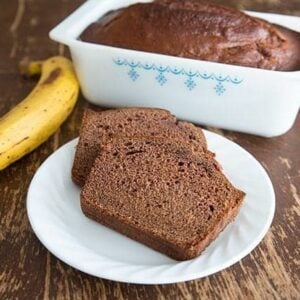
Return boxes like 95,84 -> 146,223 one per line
72,108 -> 207,187
81,138 -> 245,261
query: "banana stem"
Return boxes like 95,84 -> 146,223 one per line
19,58 -> 43,77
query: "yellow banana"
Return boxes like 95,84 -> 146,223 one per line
0,56 -> 79,170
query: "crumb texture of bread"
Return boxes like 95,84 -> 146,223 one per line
80,138 -> 245,261
72,108 -> 207,186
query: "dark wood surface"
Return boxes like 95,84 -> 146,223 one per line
0,0 -> 299,299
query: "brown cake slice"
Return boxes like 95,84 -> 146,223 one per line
81,138 -> 245,261
72,108 -> 207,186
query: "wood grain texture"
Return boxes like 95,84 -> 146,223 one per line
0,0 -> 299,299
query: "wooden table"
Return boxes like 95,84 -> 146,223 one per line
1,0 -> 299,299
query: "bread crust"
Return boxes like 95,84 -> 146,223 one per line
80,0 -> 300,71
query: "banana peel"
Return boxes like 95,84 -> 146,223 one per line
0,56 -> 79,170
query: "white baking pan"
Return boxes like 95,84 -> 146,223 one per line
50,0 -> 300,137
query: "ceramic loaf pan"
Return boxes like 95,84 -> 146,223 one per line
50,0 -> 300,137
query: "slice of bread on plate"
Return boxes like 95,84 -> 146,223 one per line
80,137 -> 245,261
72,108 -> 207,186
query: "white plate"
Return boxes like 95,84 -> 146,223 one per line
27,131 -> 275,284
